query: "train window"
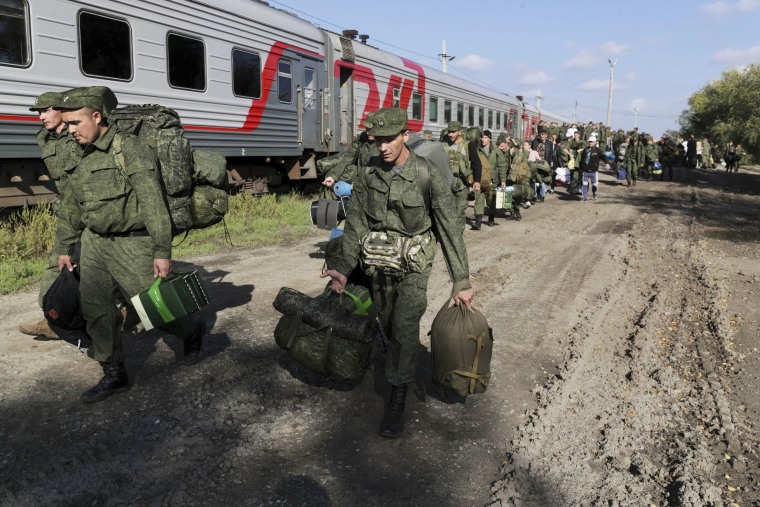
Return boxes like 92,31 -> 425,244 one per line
393,87 -> 400,108
429,96 -> 438,123
79,12 -> 131,80
412,92 -> 422,121
303,67 -> 316,109
444,100 -> 451,124
277,59 -> 292,103
232,48 -> 261,99
457,103 -> 463,123
167,33 -> 205,91
468,105 -> 474,127
496,111 -> 501,130
0,0 -> 28,67
488,110 -> 493,129
478,107 -> 484,128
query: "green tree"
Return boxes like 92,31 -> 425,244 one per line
680,64 -> 760,162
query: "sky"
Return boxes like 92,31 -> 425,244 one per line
266,0 -> 760,136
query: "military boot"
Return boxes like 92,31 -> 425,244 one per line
470,215 -> 482,231
18,318 -> 60,339
81,362 -> 129,403
379,385 -> 408,438
183,319 -> 207,366
486,214 -> 498,226
513,207 -> 522,221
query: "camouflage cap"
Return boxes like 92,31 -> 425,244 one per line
364,107 -> 408,137
29,92 -> 63,111
57,86 -> 118,118
423,129 -> 433,135
447,120 -> 462,132
496,134 -> 507,145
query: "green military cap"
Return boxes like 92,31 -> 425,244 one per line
364,107 -> 408,137
29,92 -> 63,111
423,129 -> 433,135
447,120 -> 462,132
57,86 -> 118,118
496,134 -> 507,145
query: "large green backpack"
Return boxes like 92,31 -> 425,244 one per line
110,105 -> 228,235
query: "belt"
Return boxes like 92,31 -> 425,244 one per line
94,228 -> 150,239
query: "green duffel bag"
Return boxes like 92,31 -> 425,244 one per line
430,300 -> 493,396
273,286 -> 378,379
190,184 -> 228,229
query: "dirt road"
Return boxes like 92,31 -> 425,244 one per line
1,165 -> 759,506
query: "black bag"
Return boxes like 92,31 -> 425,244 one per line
43,268 -> 87,331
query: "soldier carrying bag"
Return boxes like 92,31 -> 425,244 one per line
430,300 -> 493,396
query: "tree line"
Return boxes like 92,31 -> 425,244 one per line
680,63 -> 759,163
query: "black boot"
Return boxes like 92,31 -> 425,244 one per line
513,207 -> 521,221
470,215 -> 482,230
81,362 -> 129,403
486,214 -> 498,226
379,385 -> 408,438
183,319 -> 207,366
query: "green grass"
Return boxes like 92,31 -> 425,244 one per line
0,193 -> 317,294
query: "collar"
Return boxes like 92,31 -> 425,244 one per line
90,126 -> 117,152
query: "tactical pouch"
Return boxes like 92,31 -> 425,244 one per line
360,231 -> 431,275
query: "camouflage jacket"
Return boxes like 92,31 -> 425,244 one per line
36,126 -> 81,194
57,127 -> 173,259
329,149 -> 471,295
492,146 -> 510,184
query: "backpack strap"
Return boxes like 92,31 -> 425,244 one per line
415,155 -> 431,212
112,132 -> 127,176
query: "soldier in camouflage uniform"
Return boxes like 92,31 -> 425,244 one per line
442,121 -> 481,233
623,137 -> 644,186
55,87 -> 206,403
322,108 -> 474,438
318,115 -> 379,196
18,92 -> 83,340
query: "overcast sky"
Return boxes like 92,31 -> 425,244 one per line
268,0 -> 760,136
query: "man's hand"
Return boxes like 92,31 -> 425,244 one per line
154,258 -> 171,278
323,177 -> 335,188
472,182 -> 481,192
453,288 -> 474,311
58,255 -> 74,272
321,269 -> 347,293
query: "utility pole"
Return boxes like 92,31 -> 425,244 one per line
536,89 -> 544,121
606,59 -> 616,128
573,100 -> 577,123
634,107 -> 639,128
438,40 -> 455,74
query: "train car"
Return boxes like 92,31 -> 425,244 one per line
0,0 -> 567,207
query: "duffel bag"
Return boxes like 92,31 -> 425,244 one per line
273,286 -> 379,379
430,300 -> 493,396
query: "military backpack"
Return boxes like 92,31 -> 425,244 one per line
110,105 -> 229,236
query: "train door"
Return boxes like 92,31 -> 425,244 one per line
298,57 -> 321,149
339,65 -> 354,148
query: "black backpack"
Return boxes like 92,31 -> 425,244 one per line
43,268 -> 86,331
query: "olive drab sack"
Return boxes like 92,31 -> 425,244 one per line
430,301 -> 493,396
110,105 -> 194,234
272,286 -> 379,379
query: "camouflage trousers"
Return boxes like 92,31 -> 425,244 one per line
79,229 -> 196,363
371,265 -> 431,386
472,180 -> 494,216
451,177 -> 469,233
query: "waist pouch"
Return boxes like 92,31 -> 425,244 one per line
360,230 -> 432,275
